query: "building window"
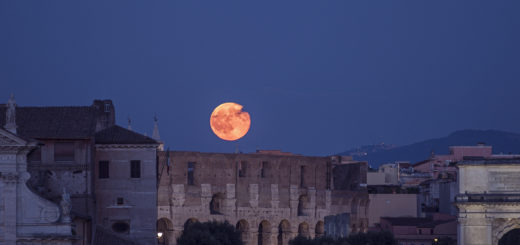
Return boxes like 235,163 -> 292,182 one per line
187,162 -> 195,185
239,161 -> 247,177
210,193 -> 225,215
261,161 -> 268,178
300,166 -> 306,188
54,142 -> 75,161
430,229 -> 433,234
418,229 -> 422,234
130,160 -> 141,178
112,222 -> 129,233
104,103 -> 111,112
117,197 -> 124,205
99,161 -> 109,179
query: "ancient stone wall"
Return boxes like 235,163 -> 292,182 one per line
157,151 -> 368,245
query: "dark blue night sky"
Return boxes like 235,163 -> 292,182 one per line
1,1 -> 520,155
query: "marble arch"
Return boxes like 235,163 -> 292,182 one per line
456,159 -> 520,245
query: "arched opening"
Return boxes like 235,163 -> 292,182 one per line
298,222 -> 309,238
184,218 -> 199,230
210,193 -> 225,215
258,220 -> 271,245
297,195 -> 310,216
157,218 -> 174,245
277,220 -> 291,245
499,228 -> 520,245
236,219 -> 249,244
315,221 -> 324,237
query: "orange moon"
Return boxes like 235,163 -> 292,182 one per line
210,102 -> 251,141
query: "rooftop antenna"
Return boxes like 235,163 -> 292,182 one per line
127,116 -> 132,131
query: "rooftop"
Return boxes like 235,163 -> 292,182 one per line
95,125 -> 158,145
0,106 -> 96,139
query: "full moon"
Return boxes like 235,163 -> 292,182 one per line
210,102 -> 251,141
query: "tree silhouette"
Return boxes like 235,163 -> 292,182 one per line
177,220 -> 243,245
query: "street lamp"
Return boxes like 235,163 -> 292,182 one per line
157,232 -> 165,245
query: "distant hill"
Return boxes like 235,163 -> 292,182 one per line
338,129 -> 520,168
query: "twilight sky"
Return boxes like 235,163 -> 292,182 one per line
1,1 -> 520,156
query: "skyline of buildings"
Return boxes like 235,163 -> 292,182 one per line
2,95 -> 520,245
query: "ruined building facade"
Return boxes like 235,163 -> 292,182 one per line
157,151 -> 368,245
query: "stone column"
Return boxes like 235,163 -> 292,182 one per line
171,226 -> 184,245
201,184 -> 212,215
461,215 -> 493,245
225,184 -> 236,215
2,173 -> 19,244
458,216 -> 466,245
271,184 -> 279,209
249,184 -> 259,208
269,226 -> 278,245
308,187 -> 316,217
171,184 -> 185,207
289,185 -> 299,217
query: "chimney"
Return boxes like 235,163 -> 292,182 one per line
92,100 -> 115,132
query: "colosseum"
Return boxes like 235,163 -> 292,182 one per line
157,150 -> 368,245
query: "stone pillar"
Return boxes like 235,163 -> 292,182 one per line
225,184 -> 236,215
201,184 -> 212,214
2,173 -> 19,244
289,185 -> 299,217
308,187 -> 316,217
270,226 -> 278,245
460,215 -> 493,245
171,184 -> 185,207
250,231 -> 259,245
458,216 -> 466,245
249,184 -> 259,208
271,184 -> 279,209
171,226 -> 184,245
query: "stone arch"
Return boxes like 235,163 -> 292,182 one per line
236,219 -> 249,244
298,222 -> 310,238
157,218 -> 174,245
297,195 -> 310,216
315,221 -> 324,237
258,220 -> 271,245
277,219 -> 291,245
210,192 -> 225,215
499,228 -> 520,245
184,218 -> 199,229
494,219 -> 520,245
